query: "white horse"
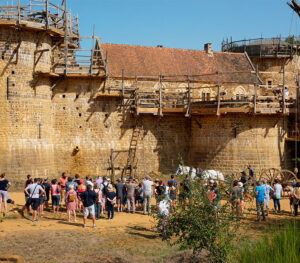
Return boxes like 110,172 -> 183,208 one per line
175,164 -> 224,182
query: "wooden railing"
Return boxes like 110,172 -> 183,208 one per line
133,75 -> 297,116
0,0 -> 79,36
222,36 -> 300,58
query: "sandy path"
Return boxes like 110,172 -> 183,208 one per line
0,192 -> 155,234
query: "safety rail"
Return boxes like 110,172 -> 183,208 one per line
133,74 -> 297,116
0,0 -> 79,36
222,36 -> 300,57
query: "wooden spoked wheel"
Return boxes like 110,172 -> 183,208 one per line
279,170 -> 298,197
259,168 -> 281,185
280,170 -> 298,185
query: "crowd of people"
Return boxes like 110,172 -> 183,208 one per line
230,172 -> 300,221
0,172 -> 194,227
0,167 -> 300,227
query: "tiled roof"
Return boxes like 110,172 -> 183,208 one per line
101,43 -> 257,83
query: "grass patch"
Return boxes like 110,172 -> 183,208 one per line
233,221 -> 300,263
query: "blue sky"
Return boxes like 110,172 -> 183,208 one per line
69,0 -> 299,51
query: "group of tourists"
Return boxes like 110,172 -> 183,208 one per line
0,172 -> 193,227
230,171 -> 300,221
1,166 -> 300,227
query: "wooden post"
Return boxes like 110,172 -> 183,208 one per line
159,74 -> 163,116
6,77 -> 9,100
45,0 -> 49,29
110,149 -> 115,182
121,69 -> 124,97
185,72 -> 191,117
64,0 -> 68,76
283,64 -> 286,114
217,68 -> 220,116
90,24 -> 95,77
254,83 -> 257,114
17,0 -> 20,24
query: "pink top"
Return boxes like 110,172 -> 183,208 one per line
51,184 -> 60,196
94,189 -> 102,203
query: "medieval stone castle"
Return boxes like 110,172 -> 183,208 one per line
0,0 -> 299,183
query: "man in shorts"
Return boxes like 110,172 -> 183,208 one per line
230,181 -> 243,216
262,180 -> 272,216
80,184 -> 98,228
23,178 -> 45,222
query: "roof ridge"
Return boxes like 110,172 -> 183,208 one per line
101,42 -> 244,55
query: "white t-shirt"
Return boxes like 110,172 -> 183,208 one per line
273,184 -> 282,199
158,200 -> 170,216
85,180 -> 93,188
26,183 -> 43,199
142,180 -> 153,193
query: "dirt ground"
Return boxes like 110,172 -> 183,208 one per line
0,192 -> 299,263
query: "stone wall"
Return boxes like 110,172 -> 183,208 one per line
0,27 -> 55,185
189,114 -> 292,175
52,78 -> 191,178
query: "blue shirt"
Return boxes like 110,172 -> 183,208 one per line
262,184 -> 272,199
167,179 -> 178,187
256,186 -> 265,202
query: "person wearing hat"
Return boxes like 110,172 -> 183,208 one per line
106,184 -> 116,220
240,171 -> 250,198
230,180 -> 243,216
207,179 -> 214,191
126,178 -> 137,213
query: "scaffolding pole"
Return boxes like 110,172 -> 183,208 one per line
159,74 -> 163,116
90,24 -> 95,77
217,68 -> 220,115
64,0 -> 68,76
45,0 -> 49,29
121,69 -> 124,97
283,64 -> 286,114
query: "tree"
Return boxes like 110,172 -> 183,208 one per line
155,180 -> 240,263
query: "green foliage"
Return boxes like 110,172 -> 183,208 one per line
155,181 -> 240,263
234,222 -> 300,263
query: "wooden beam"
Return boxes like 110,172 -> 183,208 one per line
217,68 -> 220,116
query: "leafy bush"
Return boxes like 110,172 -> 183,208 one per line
155,180 -> 240,263
235,222 -> 300,263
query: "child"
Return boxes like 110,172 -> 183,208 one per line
66,184 -> 77,222
106,185 -> 116,220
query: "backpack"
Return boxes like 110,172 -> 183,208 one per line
68,191 -> 75,202
102,183 -> 109,196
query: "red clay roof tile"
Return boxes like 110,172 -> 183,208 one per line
101,43 -> 257,83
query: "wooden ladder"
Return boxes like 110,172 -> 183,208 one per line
123,118 -> 142,178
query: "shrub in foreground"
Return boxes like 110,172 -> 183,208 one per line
155,181 -> 240,263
